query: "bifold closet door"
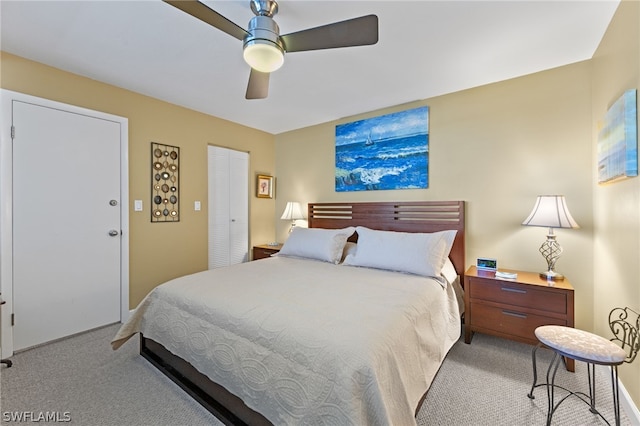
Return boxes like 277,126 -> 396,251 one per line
208,146 -> 249,269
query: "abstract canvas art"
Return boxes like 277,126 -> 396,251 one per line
335,106 -> 429,192
597,89 -> 638,184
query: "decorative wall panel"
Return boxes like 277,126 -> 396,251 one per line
151,142 -> 180,222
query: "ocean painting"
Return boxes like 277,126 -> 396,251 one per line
335,106 -> 429,192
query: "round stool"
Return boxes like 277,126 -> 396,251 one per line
527,325 -> 627,426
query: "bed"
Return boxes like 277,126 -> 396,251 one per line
112,201 -> 465,425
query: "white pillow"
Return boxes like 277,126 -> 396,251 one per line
343,226 -> 457,280
277,227 -> 356,264
441,258 -> 458,285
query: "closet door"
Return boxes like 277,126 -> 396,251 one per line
228,150 -> 249,264
208,146 -> 248,269
209,147 -> 230,269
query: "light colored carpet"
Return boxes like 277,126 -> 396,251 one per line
420,331 -> 632,426
0,324 -> 219,426
0,324 -> 632,425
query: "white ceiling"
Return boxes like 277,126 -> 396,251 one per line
1,0 -> 620,135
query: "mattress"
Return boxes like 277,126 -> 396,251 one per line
112,256 -> 462,425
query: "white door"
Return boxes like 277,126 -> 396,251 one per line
12,100 -> 122,350
228,151 -> 249,264
208,146 -> 248,269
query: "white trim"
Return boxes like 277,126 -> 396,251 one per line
619,376 -> 640,425
0,91 -> 14,357
595,364 -> 640,424
0,89 -> 129,357
119,108 -> 130,325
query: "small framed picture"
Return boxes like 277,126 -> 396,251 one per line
256,174 -> 273,198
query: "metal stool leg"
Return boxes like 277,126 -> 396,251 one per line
542,357 -> 619,426
587,362 -> 598,414
528,343 -> 542,399
546,352 -> 563,426
611,365 -> 621,426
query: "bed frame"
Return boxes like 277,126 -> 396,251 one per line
141,200 -> 465,425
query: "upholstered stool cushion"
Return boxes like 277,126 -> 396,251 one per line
535,325 -> 627,365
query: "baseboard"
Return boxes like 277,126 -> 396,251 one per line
597,365 -> 640,423
619,378 -> 640,424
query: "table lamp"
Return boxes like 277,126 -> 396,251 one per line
522,195 -> 579,281
281,201 -> 304,233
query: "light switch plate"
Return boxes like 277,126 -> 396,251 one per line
194,201 -> 201,211
134,200 -> 143,212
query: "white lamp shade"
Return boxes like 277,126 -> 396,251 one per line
281,202 -> 305,221
522,195 -> 579,229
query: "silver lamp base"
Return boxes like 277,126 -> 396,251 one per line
539,229 -> 565,281
540,270 -> 565,281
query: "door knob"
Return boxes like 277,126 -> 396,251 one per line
108,230 -> 119,237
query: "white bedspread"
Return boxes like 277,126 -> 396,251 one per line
112,256 -> 461,425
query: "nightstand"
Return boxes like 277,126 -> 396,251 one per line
252,244 -> 283,260
464,266 -> 575,371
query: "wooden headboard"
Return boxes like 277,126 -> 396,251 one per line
308,201 -> 466,276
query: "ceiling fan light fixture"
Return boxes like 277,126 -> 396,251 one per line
243,40 -> 284,73
164,0 -> 378,99
243,15 -> 284,73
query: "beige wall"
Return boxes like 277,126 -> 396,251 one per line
0,52 -> 276,307
591,0 -> 640,406
276,62 -> 594,328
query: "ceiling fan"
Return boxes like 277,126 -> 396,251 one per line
164,0 -> 379,99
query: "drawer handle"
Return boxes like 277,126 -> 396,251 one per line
501,287 -> 526,294
502,310 -> 527,319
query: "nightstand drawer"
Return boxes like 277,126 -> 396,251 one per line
470,303 -> 568,341
469,279 -> 567,315
252,244 -> 282,260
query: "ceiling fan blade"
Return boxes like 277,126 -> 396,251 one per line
246,69 -> 270,100
281,15 -> 378,53
163,0 -> 248,41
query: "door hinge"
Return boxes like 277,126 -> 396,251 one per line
11,125 -> 15,139
11,313 -> 14,326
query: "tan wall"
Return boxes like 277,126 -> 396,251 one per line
0,52 -> 276,308
591,0 -> 640,406
276,62 -> 594,330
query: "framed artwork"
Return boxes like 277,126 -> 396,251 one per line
151,142 -> 180,222
597,89 -> 638,184
335,106 -> 429,192
256,174 -> 273,198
